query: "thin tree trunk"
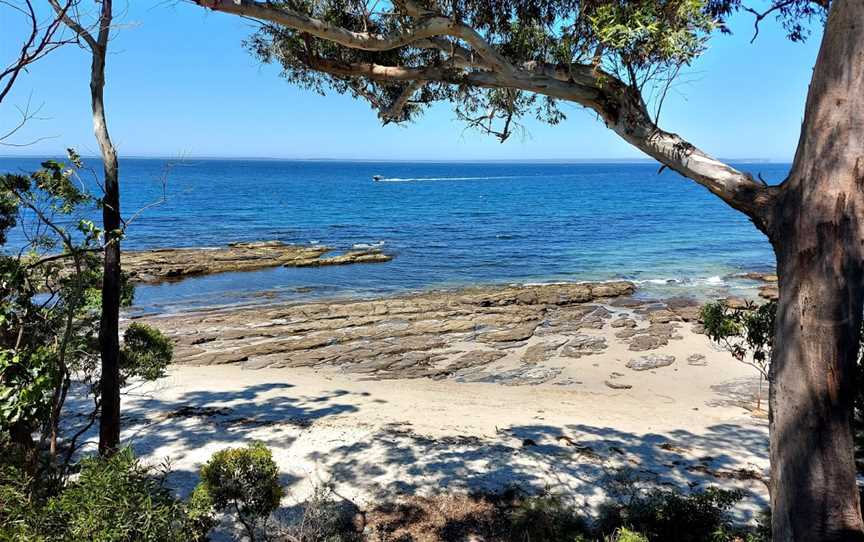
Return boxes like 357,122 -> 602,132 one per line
769,2 -> 864,539
88,0 -> 121,457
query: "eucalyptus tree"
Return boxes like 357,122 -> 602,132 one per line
47,0 -> 123,456
191,0 -> 859,539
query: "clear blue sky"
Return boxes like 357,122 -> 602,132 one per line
0,3 -> 821,161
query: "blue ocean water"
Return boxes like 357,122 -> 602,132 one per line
0,158 -> 783,313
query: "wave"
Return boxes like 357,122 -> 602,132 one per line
633,275 -> 725,287
375,175 -> 523,182
352,241 -> 385,250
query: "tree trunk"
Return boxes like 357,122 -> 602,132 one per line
89,0 -> 121,457
769,1 -> 864,539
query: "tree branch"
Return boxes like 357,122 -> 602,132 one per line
195,0 -> 515,74
379,80 -> 424,123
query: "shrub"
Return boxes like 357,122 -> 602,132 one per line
0,462 -> 45,541
40,447 -> 208,542
119,323 -> 173,383
505,489 -> 590,541
597,486 -> 745,542
195,441 -> 284,541
275,484 -> 361,542
607,528 -> 649,542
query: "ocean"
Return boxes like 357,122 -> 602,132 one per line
0,157 -> 783,314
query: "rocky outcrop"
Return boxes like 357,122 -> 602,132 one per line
143,281 -> 635,383
736,272 -> 779,301
121,241 -> 393,283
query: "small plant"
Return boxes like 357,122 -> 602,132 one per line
119,322 -> 174,384
276,484 -> 361,542
607,528 -> 649,542
195,441 -> 284,541
700,300 -> 775,412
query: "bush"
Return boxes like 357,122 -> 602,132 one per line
0,462 -> 44,541
8,447 -> 211,542
505,489 -> 590,541
607,528 -> 649,542
119,323 -> 173,383
0,446 -> 215,542
597,486 -> 745,542
195,441 -> 284,541
275,484 -> 361,542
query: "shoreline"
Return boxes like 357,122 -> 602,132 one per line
128,266 -> 777,318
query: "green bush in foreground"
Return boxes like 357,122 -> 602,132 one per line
44,448 -> 206,542
195,441 -> 284,541
0,447 -> 214,542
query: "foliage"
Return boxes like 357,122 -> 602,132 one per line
119,323 -> 173,384
43,448 -> 191,542
700,300 -> 775,371
596,486 -> 746,542
0,155 -> 104,458
607,528 -> 649,542
0,446 -> 216,542
700,299 -> 775,411
195,441 -> 284,541
0,348 -> 56,435
504,489 -> 590,541
244,0 -> 828,140
0,154 -> 179,542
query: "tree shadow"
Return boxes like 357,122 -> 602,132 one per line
313,420 -> 769,521
62,379 -> 369,498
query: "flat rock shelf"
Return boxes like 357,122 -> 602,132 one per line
121,240 -> 393,283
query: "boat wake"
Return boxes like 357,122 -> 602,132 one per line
375,175 -> 523,182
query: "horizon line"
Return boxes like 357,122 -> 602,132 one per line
0,154 -> 787,163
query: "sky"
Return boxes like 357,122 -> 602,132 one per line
0,2 -> 822,161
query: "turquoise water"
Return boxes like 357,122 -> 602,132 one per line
0,158 -> 783,313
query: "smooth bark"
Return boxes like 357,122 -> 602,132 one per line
89,0 -> 121,456
767,2 -> 864,539
50,0 -> 122,455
